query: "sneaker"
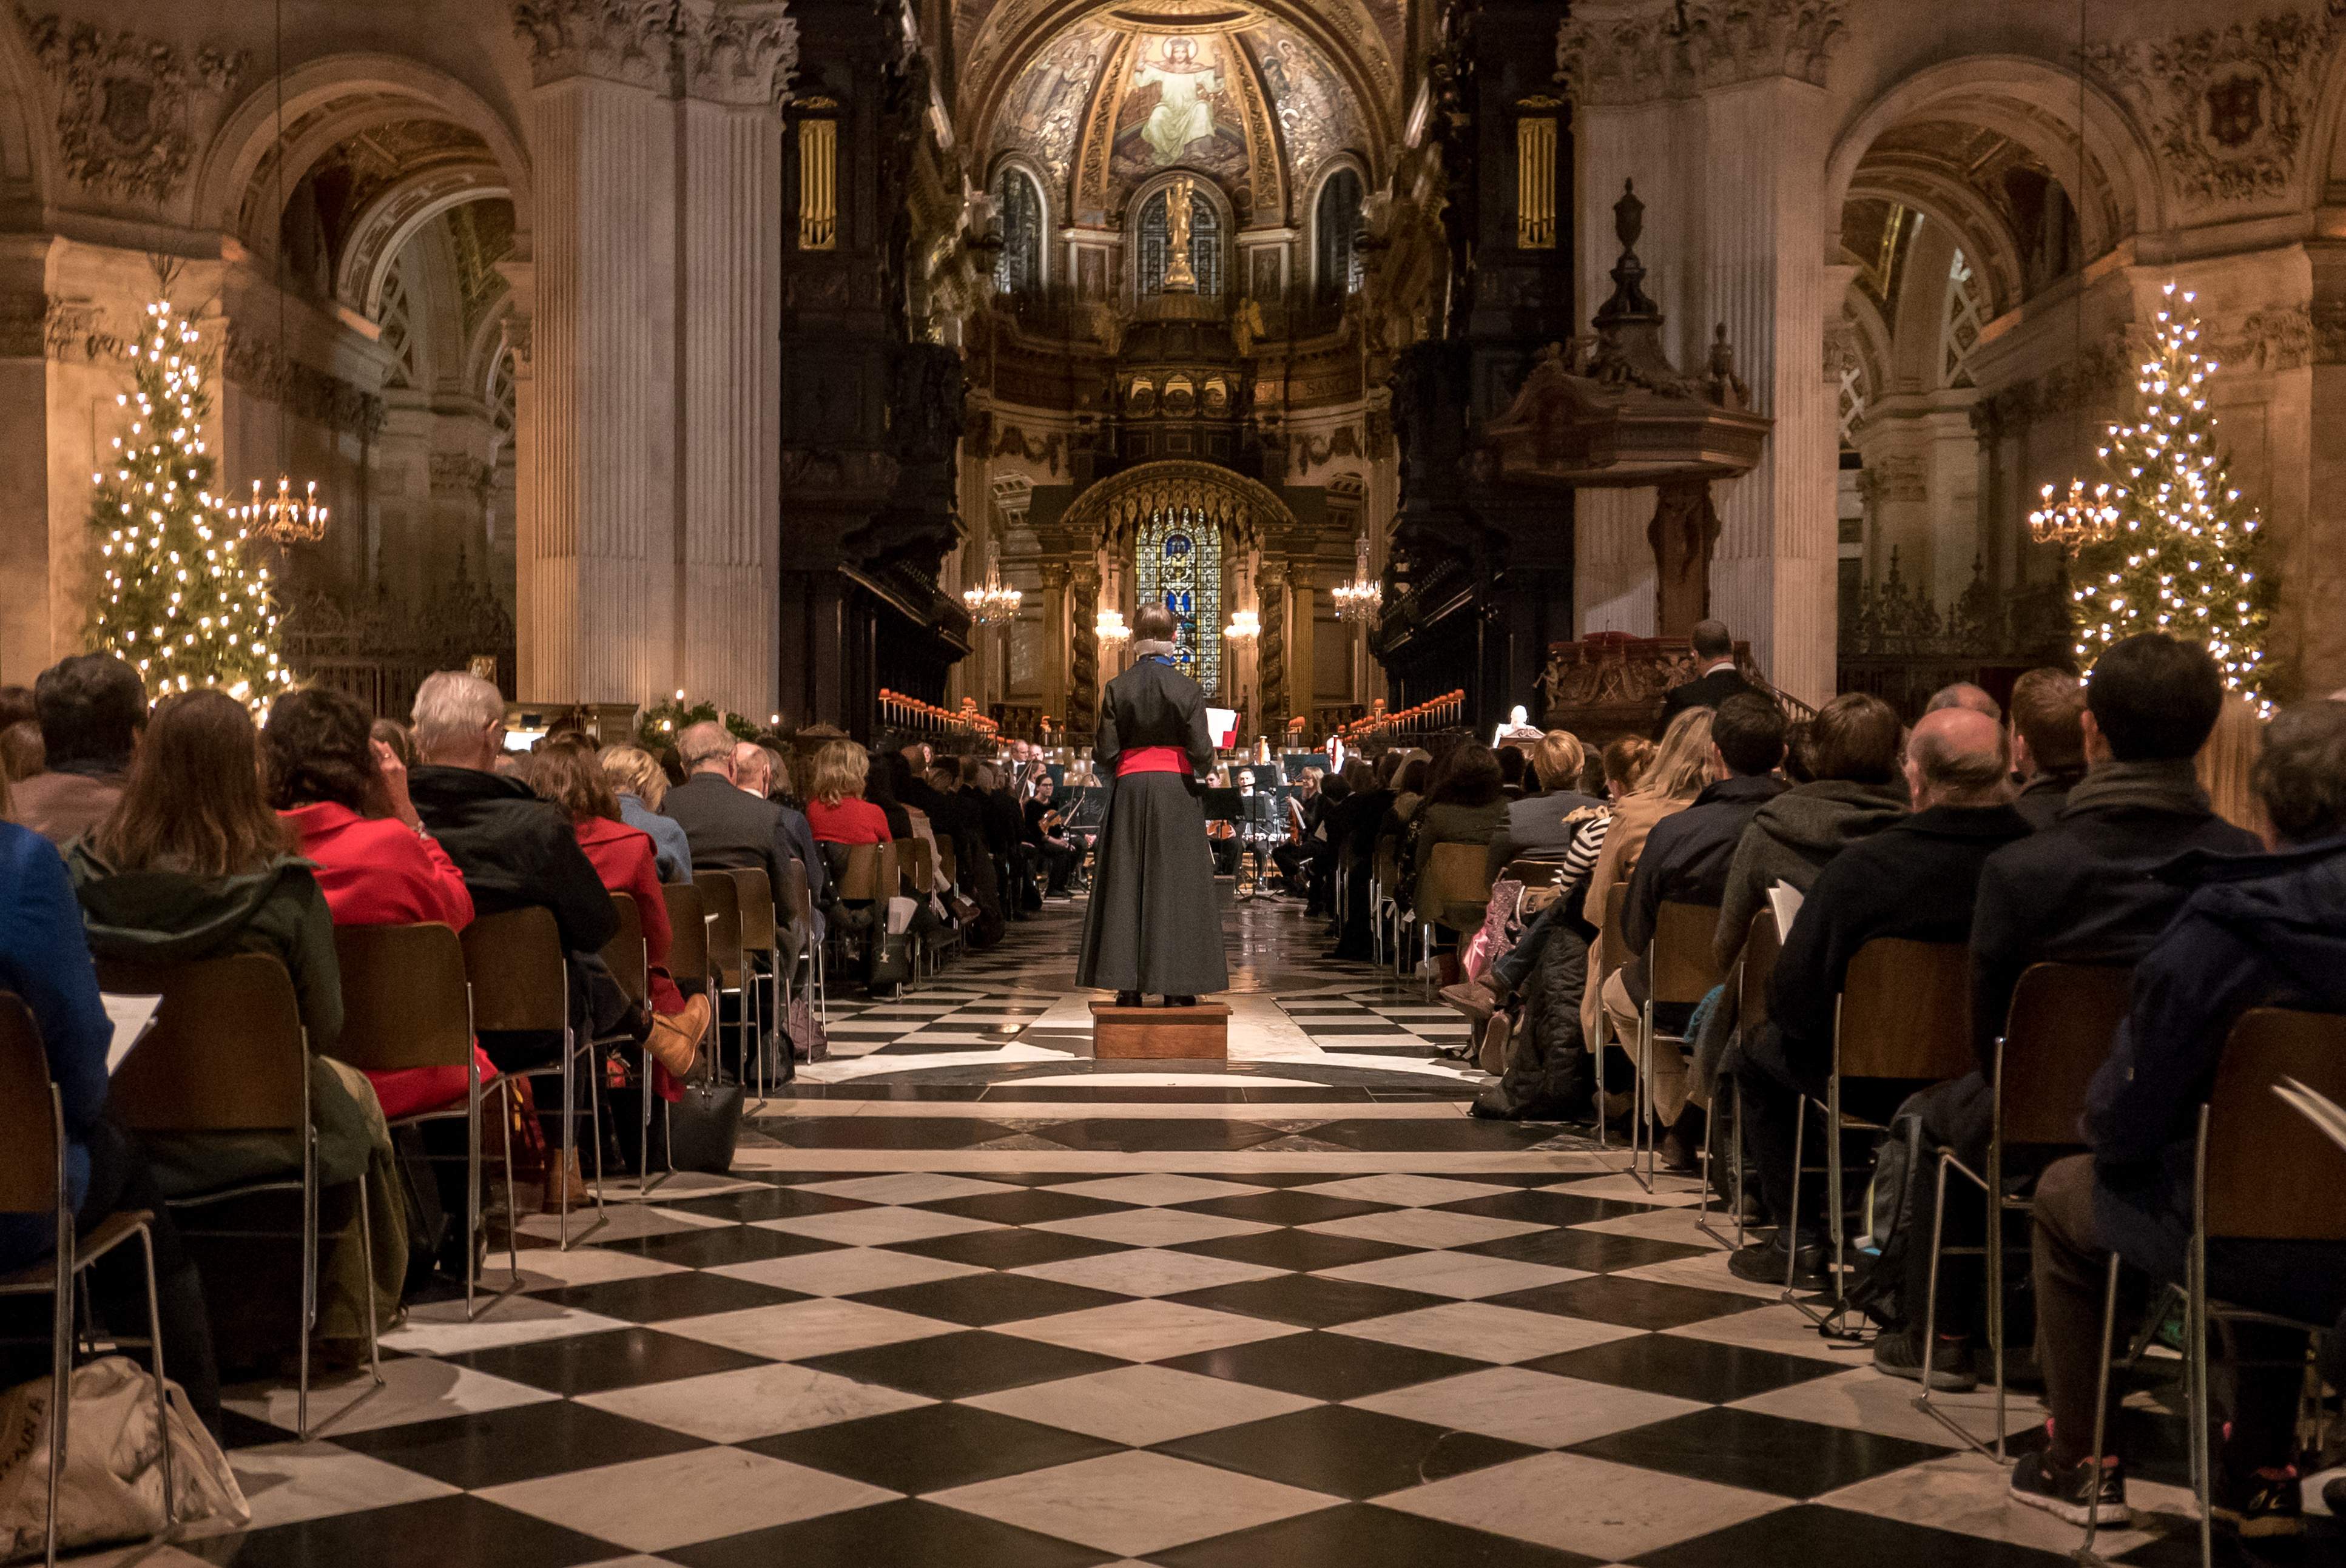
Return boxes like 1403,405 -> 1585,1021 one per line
1728,1233 -> 1826,1289
1871,1324 -> 1979,1391
2009,1444 -> 2129,1528
2213,1463 -> 2304,1537
1477,1012 -> 1511,1074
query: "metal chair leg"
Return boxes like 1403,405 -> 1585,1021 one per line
134,1227 -> 174,1529
45,1220 -> 71,1568
2080,1251 -> 2126,1561
1782,1099 -> 1807,1302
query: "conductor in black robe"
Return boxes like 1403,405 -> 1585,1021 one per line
1077,604 -> 1231,1005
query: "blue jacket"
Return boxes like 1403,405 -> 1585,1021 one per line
0,823 -> 112,1267
618,793 -> 692,885
2086,833 -> 2346,1277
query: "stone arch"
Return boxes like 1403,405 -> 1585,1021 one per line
986,150 -> 1054,290
336,167 -> 511,318
1125,169 -> 1236,298
1842,175 -> 2025,327
0,24 -> 52,212
1063,459 -> 1299,551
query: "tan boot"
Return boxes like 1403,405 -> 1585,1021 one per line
540,1146 -> 588,1213
647,994 -> 711,1077
1478,1011 -> 1511,1074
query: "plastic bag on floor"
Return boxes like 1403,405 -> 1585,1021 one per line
0,1355 -> 249,1560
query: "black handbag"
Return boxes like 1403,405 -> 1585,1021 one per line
667,1053 -> 746,1174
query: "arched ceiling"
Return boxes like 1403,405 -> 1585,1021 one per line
966,0 -> 1389,227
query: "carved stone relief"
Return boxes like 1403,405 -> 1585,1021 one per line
224,329 -> 388,438
2220,303 -> 2314,371
16,8 -> 246,203
2085,12 -> 2333,209
676,0 -> 797,104
1557,0 -> 1844,108
511,0 -> 673,91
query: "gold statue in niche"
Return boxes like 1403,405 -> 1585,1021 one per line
1162,173 -> 1197,292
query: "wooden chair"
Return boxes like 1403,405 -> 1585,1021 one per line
597,893 -> 672,1196
1784,938 -> 1972,1331
776,857 -> 822,1026
1589,883 -> 1633,1150
101,952 -> 380,1438
460,907 -> 604,1250
0,993 -> 174,1567
1417,841 -> 1495,996
1915,963 -> 2131,1453
2081,1008 -> 2346,1567
696,870 -> 746,1081
328,922 -> 514,1317
1370,837 -> 1402,969
1630,901 -> 1724,1189
730,868 -> 781,1095
1697,907 -> 1781,1249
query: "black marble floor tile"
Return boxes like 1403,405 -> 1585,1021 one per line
1528,1330 -> 1852,1404
1432,1188 -> 1653,1225
763,1083 -> 991,1100
848,1269 -> 1135,1327
766,1116 -> 1037,1147
1490,1274 -> 1761,1330
1168,1189 -> 1394,1225
1158,1330 -> 1486,1401
1298,1119 -> 1560,1152
595,1223 -> 844,1269
332,1399 -> 710,1489
1149,1500 -> 1600,1568
181,1493 -> 622,1568
1170,1227 -> 1415,1273
910,1186 -> 1136,1224
1153,1402 -> 1540,1498
872,1038 -> 1019,1054
647,1185 -> 877,1222
527,1270 -> 805,1322
1034,1118 -> 1302,1152
668,1499 -> 1117,1568
741,1401 -> 1125,1493
442,1325 -> 774,1396
1455,1228 -> 1713,1274
1166,1272 -> 1451,1329
1631,1502 -> 2075,1568
797,1328 -> 1130,1399
883,1225 -> 1133,1270
1568,1405 -> 1951,1498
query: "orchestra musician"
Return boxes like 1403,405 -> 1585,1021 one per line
1022,775 -> 1082,897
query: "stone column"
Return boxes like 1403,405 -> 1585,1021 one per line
676,2 -> 793,720
1069,559 -> 1099,737
1256,558 -> 1287,728
1039,559 -> 1070,721
1286,561 -> 1316,730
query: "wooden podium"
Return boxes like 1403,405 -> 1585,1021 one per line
1090,1001 -> 1230,1060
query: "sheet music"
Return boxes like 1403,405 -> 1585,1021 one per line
1766,880 -> 1804,938
2275,1077 -> 2346,1155
101,992 -> 161,1075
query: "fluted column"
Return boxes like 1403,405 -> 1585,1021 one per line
1039,559 -> 1070,721
1286,562 -> 1316,730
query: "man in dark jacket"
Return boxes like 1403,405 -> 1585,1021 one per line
13,653 -> 144,846
2007,667 -> 2089,830
2014,700 -> 2346,1535
1728,706 -> 2030,1287
663,721 -> 824,915
1605,694 -> 1787,1162
1653,618 -> 1755,737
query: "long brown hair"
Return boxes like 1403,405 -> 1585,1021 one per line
94,690 -> 285,875
525,742 -> 622,823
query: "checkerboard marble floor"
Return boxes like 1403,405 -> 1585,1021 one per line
121,896 -> 2275,1568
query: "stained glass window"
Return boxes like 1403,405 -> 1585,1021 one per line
995,167 -> 1044,295
1138,189 -> 1222,297
1315,167 -> 1363,299
1134,507 -> 1222,696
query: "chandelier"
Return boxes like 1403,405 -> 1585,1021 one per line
1332,535 -> 1380,624
1222,607 -> 1259,641
238,476 -> 329,546
1094,607 -> 1130,646
963,540 -> 1022,627
2027,479 -> 2120,550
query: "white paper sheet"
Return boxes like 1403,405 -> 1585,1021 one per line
1205,707 -> 1238,748
1766,880 -> 1804,940
100,992 -> 161,1075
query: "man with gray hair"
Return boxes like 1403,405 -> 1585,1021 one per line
730,739 -> 824,917
662,720 -> 824,917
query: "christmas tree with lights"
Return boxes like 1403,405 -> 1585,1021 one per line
2071,283 -> 2273,701
84,300 -> 287,702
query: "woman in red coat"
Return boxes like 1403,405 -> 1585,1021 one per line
263,686 -> 494,1120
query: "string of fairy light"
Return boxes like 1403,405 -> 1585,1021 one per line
87,299 -> 285,702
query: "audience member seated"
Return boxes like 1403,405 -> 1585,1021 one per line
1407,745 -> 1511,940
1603,694 -> 1789,1165
2194,690 -> 2268,836
2007,668 -> 2089,830
1713,692 -> 1907,972
806,740 -> 891,848
1495,745 -> 1528,799
598,744 -> 693,883
1727,706 -> 2029,1287
733,741 -> 825,901
661,721 -> 824,927
2015,699 -> 2346,1537
1301,770 -> 1349,915
962,757 -> 1029,920
1655,617 -> 1754,736
0,766 -> 221,1435
909,752 -> 1001,934
68,689 -> 404,1364
1927,681 -> 2002,721
1484,731 -> 1605,878
1,716 -> 41,782
13,653 -> 144,846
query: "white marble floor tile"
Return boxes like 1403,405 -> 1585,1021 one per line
514,1204 -> 735,1243
795,1173 -> 1025,1203
1029,1208 -> 1276,1247
996,1298 -> 1304,1360
592,1172 -> 774,1203
1288,1175 -> 1516,1206
578,1361 -> 933,1442
1010,1247 -> 1288,1298
1819,1449 -> 2188,1558
1541,1173 -> 1705,1206
753,1205 -> 1005,1245
1608,1251 -> 1788,1300
1729,1365 -> 2048,1447
927,1450 -> 1338,1557
1301,1209 -> 1549,1250
659,1297 -> 961,1361
477,1448 -> 894,1553
1347,1366 -> 1708,1448
379,1296 -> 629,1357
1572,1206 -> 1731,1248
1663,1304 -> 1881,1359
221,1356 -> 554,1437
961,1364 -> 1321,1445
1046,1174 -> 1273,1204
707,1246 -> 985,1296
199,1441 -> 457,1535
1332,1301 -> 1644,1363
1374,1450 -> 1785,1557
475,1248 -> 690,1291
1311,1250 -> 1588,1299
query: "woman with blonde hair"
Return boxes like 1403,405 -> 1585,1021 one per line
599,743 -> 692,883
2195,691 -> 2268,838
805,738 -> 889,844
1485,729 -> 1605,876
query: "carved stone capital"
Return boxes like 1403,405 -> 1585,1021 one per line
2218,303 -> 2313,372
0,294 -> 114,360
511,0 -> 672,91
430,452 -> 496,499
223,327 -> 387,438
1559,0 -> 1844,108
2314,302 -> 2346,366
677,0 -> 795,105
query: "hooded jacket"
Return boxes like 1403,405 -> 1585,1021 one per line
1713,778 -> 1910,969
409,764 -> 618,955
1619,772 -> 1788,1013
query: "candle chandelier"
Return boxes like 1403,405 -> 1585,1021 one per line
1094,606 -> 1130,645
238,475 -> 330,545
963,540 -> 1022,627
1222,607 -> 1259,641
1332,535 -> 1380,624
2027,479 -> 2120,550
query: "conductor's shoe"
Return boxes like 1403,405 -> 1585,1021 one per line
1164,995 -> 1198,1008
1114,991 -> 1144,1008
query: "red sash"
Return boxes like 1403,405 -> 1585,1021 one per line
1116,745 -> 1188,776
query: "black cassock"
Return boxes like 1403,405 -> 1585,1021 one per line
1076,655 -> 1231,997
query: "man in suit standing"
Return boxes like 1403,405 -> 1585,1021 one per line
1654,618 -> 1756,738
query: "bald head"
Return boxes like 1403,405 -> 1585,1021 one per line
1905,707 -> 2012,809
1926,682 -> 2002,723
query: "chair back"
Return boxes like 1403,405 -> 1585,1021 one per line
330,923 -> 471,1072
1598,882 -> 1630,980
458,906 -> 568,1034
1652,901 -> 1724,1006
1424,840 -> 1492,920
1836,938 -> 1971,1080
778,858 -> 815,935
99,953 -> 306,1132
2202,1008 -> 2346,1243
732,866 -> 777,953
1500,859 -> 1563,890
837,841 -> 895,901
698,869 -> 744,984
600,894 -> 648,1006
1997,963 -> 2134,1147
1372,838 -> 1400,890
0,994 -> 58,1214
1738,908 -> 1779,1032
897,838 -> 934,897
938,838 -> 959,889
663,882 -> 710,991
